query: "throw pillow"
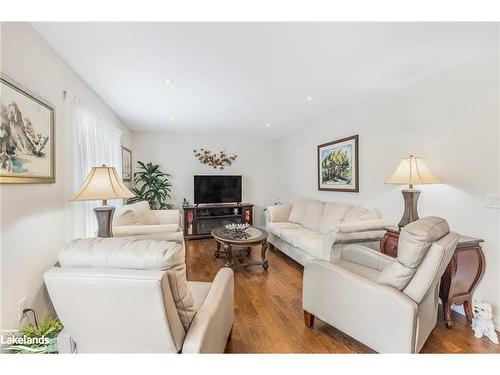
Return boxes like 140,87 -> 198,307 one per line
288,198 -> 311,224
301,201 -> 325,232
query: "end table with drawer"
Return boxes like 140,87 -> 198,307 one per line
380,226 -> 485,329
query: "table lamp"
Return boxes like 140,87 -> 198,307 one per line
72,165 -> 135,237
385,155 -> 441,229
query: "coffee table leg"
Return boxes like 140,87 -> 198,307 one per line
224,244 -> 233,268
261,241 -> 269,270
215,241 -> 221,258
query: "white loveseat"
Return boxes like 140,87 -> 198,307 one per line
265,198 -> 391,265
112,201 -> 182,239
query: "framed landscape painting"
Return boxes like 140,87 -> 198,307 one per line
0,74 -> 55,183
121,146 -> 132,182
317,135 -> 359,192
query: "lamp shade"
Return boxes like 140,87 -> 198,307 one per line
72,165 -> 135,201
385,155 -> 441,186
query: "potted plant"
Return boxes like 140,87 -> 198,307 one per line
3,318 -> 63,354
127,161 -> 174,209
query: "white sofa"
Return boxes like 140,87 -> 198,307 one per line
265,198 -> 391,265
112,201 -> 182,239
44,236 -> 234,353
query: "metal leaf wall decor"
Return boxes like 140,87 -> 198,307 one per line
193,148 -> 238,169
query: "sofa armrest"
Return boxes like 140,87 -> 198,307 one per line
320,230 -> 338,261
152,209 -> 181,225
336,219 -> 392,233
334,230 -> 386,244
265,205 -> 292,223
303,259 -> 417,353
182,268 -> 234,353
113,224 -> 181,237
340,244 -> 395,271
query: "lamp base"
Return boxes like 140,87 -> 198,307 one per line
398,189 -> 420,230
94,205 -> 115,238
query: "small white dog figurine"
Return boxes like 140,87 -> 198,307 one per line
471,302 -> 499,344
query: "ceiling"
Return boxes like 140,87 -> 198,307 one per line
32,22 -> 496,138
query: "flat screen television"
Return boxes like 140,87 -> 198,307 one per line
194,175 -> 242,204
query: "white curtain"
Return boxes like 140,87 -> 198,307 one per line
69,96 -> 123,237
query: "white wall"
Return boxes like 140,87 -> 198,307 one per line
0,23 -> 132,331
279,53 -> 500,326
131,132 -> 280,227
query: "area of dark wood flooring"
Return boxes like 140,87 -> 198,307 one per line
185,239 -> 500,354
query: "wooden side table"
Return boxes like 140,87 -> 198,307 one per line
380,226 -> 485,329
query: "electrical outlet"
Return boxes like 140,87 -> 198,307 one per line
486,193 -> 500,209
18,297 -> 27,321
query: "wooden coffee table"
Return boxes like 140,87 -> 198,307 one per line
211,225 -> 269,270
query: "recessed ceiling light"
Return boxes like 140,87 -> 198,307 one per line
265,123 -> 271,128
169,116 -> 176,120
306,96 -> 313,101
164,79 -> 174,84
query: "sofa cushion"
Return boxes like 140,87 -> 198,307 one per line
376,261 -> 415,289
188,281 -> 212,311
113,224 -> 180,237
403,232 -> 459,303
115,201 -> 160,226
295,234 -> 324,259
113,210 -> 141,226
398,216 -> 450,268
377,217 -> 450,290
319,202 -> 353,234
281,228 -> 319,248
288,198 -> 311,224
267,222 -> 302,238
59,237 -> 195,331
59,237 -> 180,270
302,201 -> 325,232
343,206 -> 378,223
337,260 -> 381,282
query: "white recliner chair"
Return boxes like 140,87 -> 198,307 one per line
44,236 -> 234,353
303,216 -> 459,353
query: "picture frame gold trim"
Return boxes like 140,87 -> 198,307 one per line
317,134 -> 359,192
0,73 -> 55,184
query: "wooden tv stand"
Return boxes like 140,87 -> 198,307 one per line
183,203 -> 253,240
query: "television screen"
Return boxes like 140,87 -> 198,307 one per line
194,175 -> 242,204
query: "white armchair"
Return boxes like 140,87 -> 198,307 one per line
303,217 -> 459,353
112,201 -> 182,239
44,237 -> 234,353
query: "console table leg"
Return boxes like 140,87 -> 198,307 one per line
444,302 -> 453,329
261,241 -> 269,270
463,299 -> 474,322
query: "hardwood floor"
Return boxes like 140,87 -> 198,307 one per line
185,238 -> 500,354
